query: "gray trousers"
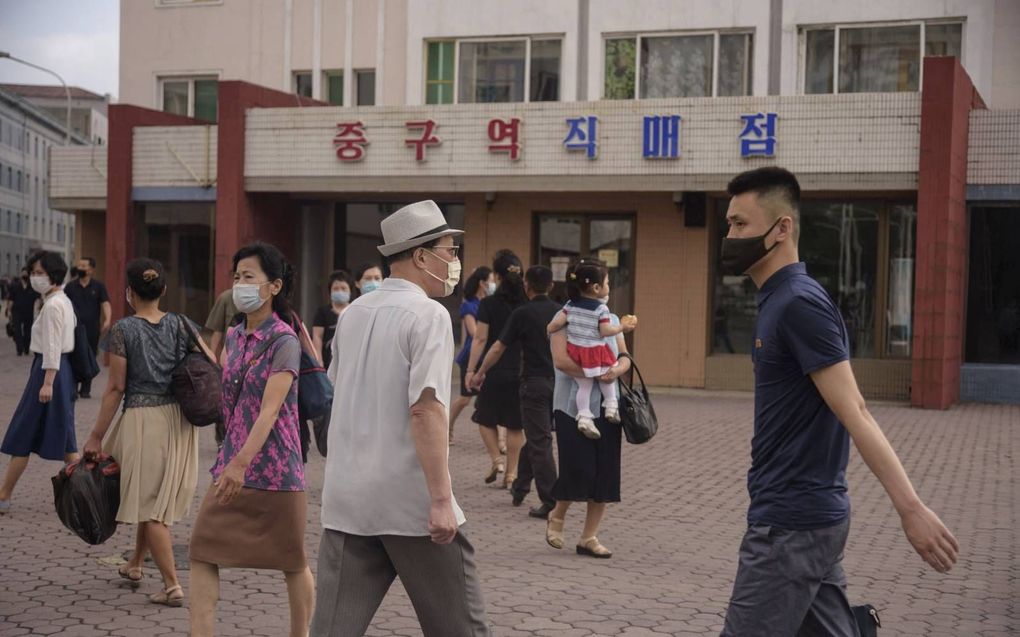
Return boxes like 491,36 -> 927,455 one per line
721,517 -> 859,637
311,528 -> 491,637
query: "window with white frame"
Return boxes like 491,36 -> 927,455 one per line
159,76 -> 218,122
604,31 -> 754,99
425,36 -> 562,104
802,21 -> 963,94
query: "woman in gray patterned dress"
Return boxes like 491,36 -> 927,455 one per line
83,258 -> 214,607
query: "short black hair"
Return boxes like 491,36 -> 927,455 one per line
727,167 -> 801,207
126,258 -> 166,301
79,256 -> 97,268
567,259 -> 608,302
525,265 -> 553,295
27,251 -> 68,286
327,269 -> 352,291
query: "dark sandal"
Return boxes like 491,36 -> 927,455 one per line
117,564 -> 143,588
150,584 -> 184,607
576,536 -> 613,559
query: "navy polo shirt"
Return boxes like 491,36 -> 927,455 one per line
747,262 -> 851,530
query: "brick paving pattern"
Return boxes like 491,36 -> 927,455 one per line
0,335 -> 1016,636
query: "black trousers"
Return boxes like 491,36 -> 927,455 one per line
77,323 -> 100,394
12,313 -> 32,355
511,376 -> 557,507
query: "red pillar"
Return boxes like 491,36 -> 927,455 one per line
911,58 -> 986,409
214,82 -> 324,293
105,105 -> 197,319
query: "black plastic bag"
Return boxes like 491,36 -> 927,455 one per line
52,454 -> 120,545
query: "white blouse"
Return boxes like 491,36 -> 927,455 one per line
30,290 -> 76,370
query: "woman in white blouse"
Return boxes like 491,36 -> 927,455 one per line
0,251 -> 78,513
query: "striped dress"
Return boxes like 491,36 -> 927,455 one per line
563,297 -> 619,377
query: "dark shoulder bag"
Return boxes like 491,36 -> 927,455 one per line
170,314 -> 223,427
70,315 -> 99,384
289,311 -> 333,423
616,353 -> 658,445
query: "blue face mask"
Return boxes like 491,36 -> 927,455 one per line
331,290 -> 350,304
360,280 -> 381,294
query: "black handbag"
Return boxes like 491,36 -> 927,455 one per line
5,321 -> 13,338
617,353 -> 658,444
69,319 -> 99,384
52,453 -> 120,545
170,315 -> 223,427
852,604 -> 881,636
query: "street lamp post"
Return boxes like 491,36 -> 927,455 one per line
0,51 -> 72,145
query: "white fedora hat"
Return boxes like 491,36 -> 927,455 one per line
377,200 -> 463,257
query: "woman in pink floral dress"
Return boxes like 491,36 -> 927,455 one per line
189,243 -> 314,637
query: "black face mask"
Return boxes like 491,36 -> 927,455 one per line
719,218 -> 783,276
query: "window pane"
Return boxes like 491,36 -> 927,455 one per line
530,39 -> 561,102
356,71 -> 375,106
887,204 -> 916,358
162,81 -> 189,115
427,41 -> 455,82
839,25 -> 920,93
426,41 -> 455,105
805,29 -> 834,94
800,201 -> 880,357
718,33 -> 753,96
458,40 -> 526,103
604,38 -> 636,99
640,35 -> 713,98
294,72 -> 313,98
925,23 -> 962,58
194,80 -> 218,122
326,72 -> 343,105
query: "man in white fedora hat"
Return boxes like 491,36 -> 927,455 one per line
312,200 -> 491,636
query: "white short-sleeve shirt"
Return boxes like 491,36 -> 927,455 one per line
323,277 -> 466,536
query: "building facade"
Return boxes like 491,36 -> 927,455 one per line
51,0 -> 1020,406
0,87 -> 86,277
0,84 -> 110,145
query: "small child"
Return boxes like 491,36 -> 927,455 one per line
548,261 -> 637,440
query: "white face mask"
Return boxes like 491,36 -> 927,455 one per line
30,275 -> 52,295
486,281 -> 497,296
422,249 -> 462,297
125,289 -> 134,310
598,295 -> 610,305
233,282 -> 269,314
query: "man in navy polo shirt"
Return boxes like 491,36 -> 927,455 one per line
718,167 -> 959,636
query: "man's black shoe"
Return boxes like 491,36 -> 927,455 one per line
79,392 -> 91,399
528,503 -> 554,519
511,491 -> 526,507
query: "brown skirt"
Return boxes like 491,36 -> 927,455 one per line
189,485 -> 308,571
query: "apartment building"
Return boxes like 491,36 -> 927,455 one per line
50,0 -> 1020,406
0,87 -> 85,277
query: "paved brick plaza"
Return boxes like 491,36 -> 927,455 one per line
0,335 -> 1016,636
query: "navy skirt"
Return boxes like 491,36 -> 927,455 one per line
1,354 -> 77,461
551,409 -> 621,503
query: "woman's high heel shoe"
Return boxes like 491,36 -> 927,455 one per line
484,458 -> 503,484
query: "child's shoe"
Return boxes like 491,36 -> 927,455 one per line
604,402 -> 621,424
577,416 -> 601,440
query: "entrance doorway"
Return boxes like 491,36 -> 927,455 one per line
135,202 -> 213,320
534,213 -> 635,342
966,205 -> 1020,364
